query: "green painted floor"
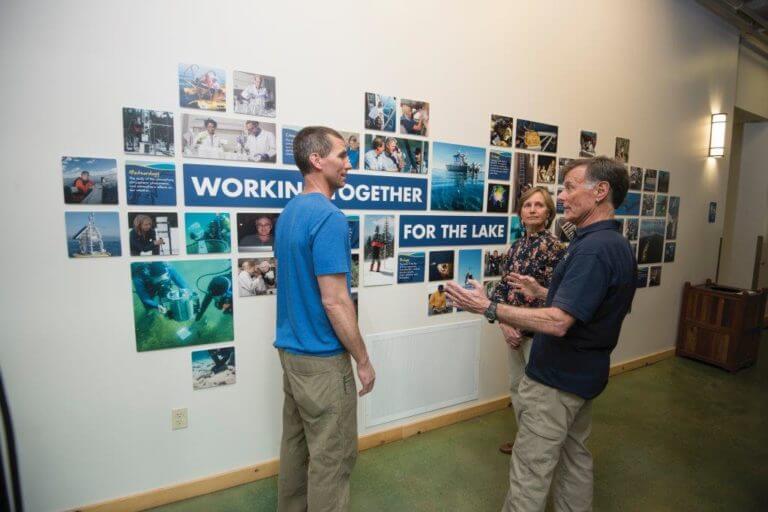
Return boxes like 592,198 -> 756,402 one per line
151,336 -> 768,512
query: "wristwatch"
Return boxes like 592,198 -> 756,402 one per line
484,300 -> 498,323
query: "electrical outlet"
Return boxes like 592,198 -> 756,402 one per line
172,408 -> 188,430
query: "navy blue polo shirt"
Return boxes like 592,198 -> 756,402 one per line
526,219 -> 637,400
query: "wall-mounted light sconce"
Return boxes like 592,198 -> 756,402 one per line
709,113 -> 727,157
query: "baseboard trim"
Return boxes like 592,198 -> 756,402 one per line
73,348 -> 675,512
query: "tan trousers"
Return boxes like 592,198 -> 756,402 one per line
502,375 -> 593,512
278,350 -> 358,512
508,336 -> 533,422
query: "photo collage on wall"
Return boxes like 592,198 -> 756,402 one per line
60,60 -> 684,390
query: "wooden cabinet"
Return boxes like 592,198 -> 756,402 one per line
676,281 -> 766,372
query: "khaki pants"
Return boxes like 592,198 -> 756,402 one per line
508,336 -> 533,422
278,350 -> 358,512
502,375 -> 593,512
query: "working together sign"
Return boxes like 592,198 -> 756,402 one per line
184,164 -> 427,210
399,215 -> 508,247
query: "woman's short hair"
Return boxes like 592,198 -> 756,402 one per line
516,186 -> 556,229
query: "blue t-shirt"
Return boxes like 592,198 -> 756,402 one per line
526,220 -> 637,399
274,193 -> 351,356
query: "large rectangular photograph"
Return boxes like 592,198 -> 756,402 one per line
131,259 -> 234,351
125,161 -> 177,206
192,347 -> 236,390
185,212 -> 232,254
430,142 -> 485,212
237,257 -> 276,296
515,119 -> 559,153
65,212 -> 121,258
638,219 -> 665,264
62,156 -> 118,204
123,108 -> 175,157
178,63 -> 226,111
363,214 -> 396,286
363,135 -> 428,174
233,71 -> 276,117
182,114 -> 276,163
128,212 -> 180,256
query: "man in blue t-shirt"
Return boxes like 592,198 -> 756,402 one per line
446,157 -> 636,512
274,126 -> 375,512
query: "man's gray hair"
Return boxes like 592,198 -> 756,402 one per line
562,156 -> 629,209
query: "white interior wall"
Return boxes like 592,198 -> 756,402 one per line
0,1 -> 742,510
736,46 -> 768,119
719,122 -> 768,288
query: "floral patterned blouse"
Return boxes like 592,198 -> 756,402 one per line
490,229 -> 566,309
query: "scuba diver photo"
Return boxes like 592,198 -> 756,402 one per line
191,346 -> 236,390
185,212 -> 231,254
131,259 -> 234,352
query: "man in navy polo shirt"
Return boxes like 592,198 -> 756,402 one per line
447,156 -> 636,512
274,126 -> 375,512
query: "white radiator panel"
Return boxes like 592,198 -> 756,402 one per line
364,320 -> 481,428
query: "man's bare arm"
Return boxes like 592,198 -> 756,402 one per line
318,273 -> 375,396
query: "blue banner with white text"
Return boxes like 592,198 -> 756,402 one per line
399,215 -> 508,247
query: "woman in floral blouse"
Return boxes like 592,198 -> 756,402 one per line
491,185 -> 566,454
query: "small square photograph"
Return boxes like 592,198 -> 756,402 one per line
364,135 -> 428,173
554,217 -> 577,243
400,99 -> 429,136
351,254 -> 359,289
664,242 -> 676,263
458,249 -> 482,285
579,130 -> 597,157
490,114 -> 514,147
643,169 -> 658,192
556,188 -> 565,214
123,108 -> 175,157
649,266 -> 662,287
615,137 -> 630,164
186,212 -> 232,254
708,202 -> 717,223
62,156 -> 118,205
655,195 -> 668,217
486,183 -> 511,213
182,115 -> 276,163
616,192 -> 641,216
347,215 -> 360,250
484,249 -> 508,277
65,212 -> 121,258
363,214 -> 396,286
509,216 -> 524,244
666,216 -> 678,240
192,347 -> 236,390
536,155 -> 556,184
429,250 -> 455,282
641,194 -> 655,217
397,251 -> 425,284
637,267 -> 649,288
515,119 -> 559,153
624,218 -> 639,241
340,131 -> 361,170
128,212 -> 180,256
365,93 -> 397,132
427,283 -> 454,316
237,257 -> 276,296
629,241 -> 638,256
125,161 -> 177,206
638,219 -> 665,264
657,170 -> 670,193
178,63 -> 226,111
237,213 -> 278,253
629,167 -> 643,191
282,125 -> 302,166
233,71 -> 276,117
488,150 -> 512,181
